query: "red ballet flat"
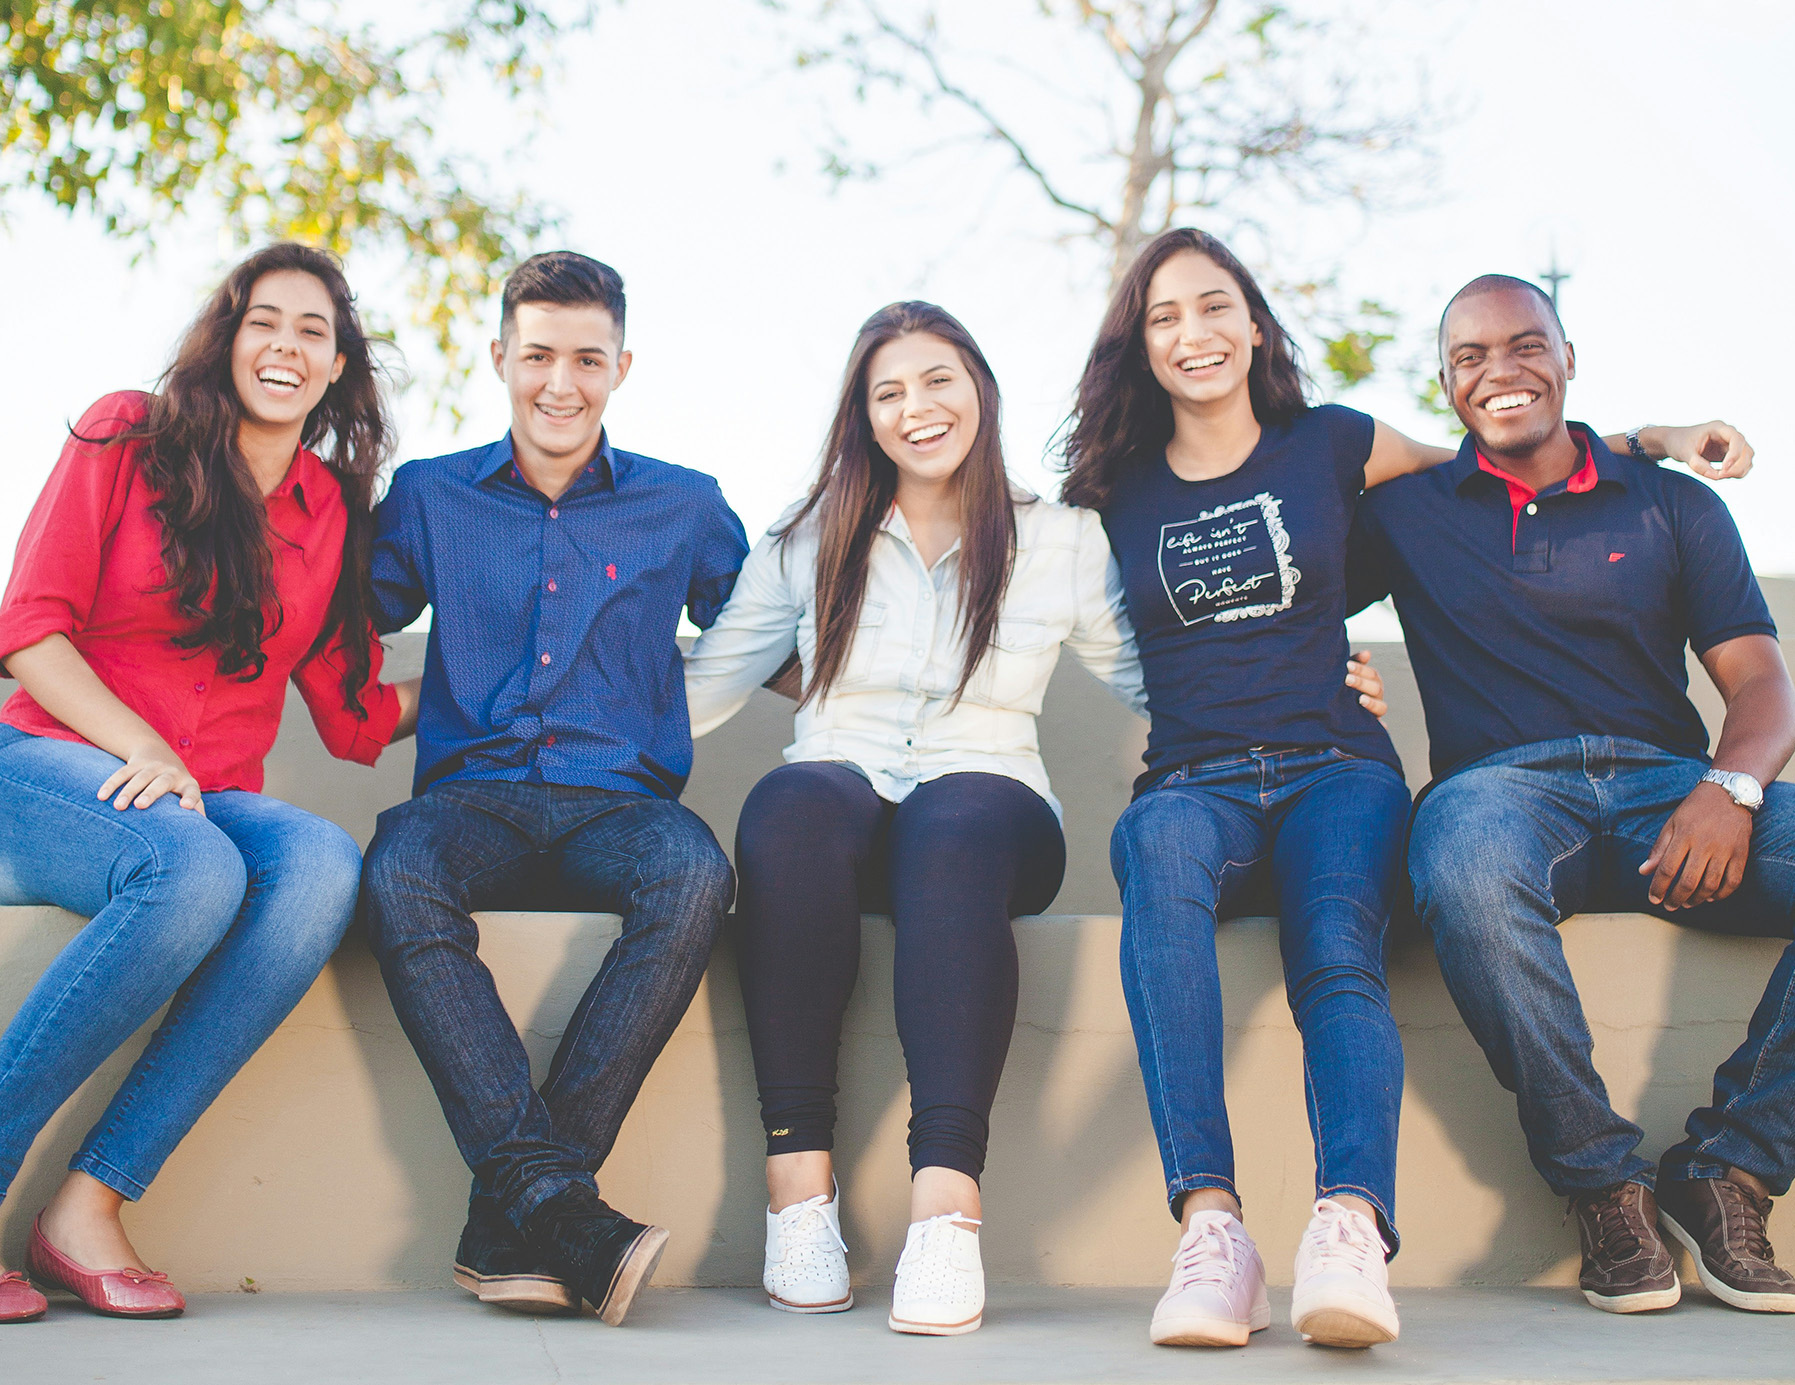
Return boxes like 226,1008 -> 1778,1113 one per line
0,1270 -> 48,1323
26,1217 -> 185,1318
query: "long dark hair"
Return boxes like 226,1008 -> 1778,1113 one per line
1060,228 -> 1309,509
98,243 -> 393,710
777,301 -> 1017,707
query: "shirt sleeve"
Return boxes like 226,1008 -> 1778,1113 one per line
1344,501 -> 1396,616
1328,404 -> 1378,500
686,481 -> 751,631
683,524 -> 804,738
371,464 -> 429,636
1669,479 -> 1777,655
0,394 -> 145,672
291,621 -> 404,765
1062,507 -> 1147,717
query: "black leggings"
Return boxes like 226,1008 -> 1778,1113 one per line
734,764 -> 1066,1180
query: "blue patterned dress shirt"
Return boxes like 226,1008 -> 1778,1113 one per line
372,432 -> 748,797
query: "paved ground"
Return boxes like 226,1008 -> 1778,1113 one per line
4,1284 -> 1793,1384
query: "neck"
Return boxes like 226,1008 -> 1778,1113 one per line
1479,420 -> 1582,491
1163,386 -> 1263,481
511,429 -> 602,502
236,417 -> 303,497
893,471 -> 964,570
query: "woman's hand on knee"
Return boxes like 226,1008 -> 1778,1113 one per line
98,742 -> 205,814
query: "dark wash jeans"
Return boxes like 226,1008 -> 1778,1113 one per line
1112,747 -> 1410,1249
1410,736 -> 1795,1198
360,780 -> 733,1228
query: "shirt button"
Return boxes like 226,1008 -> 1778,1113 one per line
546,579 -> 558,592
1525,503 -> 1538,515
549,506 -> 560,519
178,737 -> 192,748
540,653 -> 552,665
194,681 -> 206,694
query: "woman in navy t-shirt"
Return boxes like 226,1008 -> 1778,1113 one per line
1061,228 -> 1738,1352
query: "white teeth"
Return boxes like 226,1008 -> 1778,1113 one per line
258,367 -> 301,389
1179,354 -> 1226,371
537,404 -> 580,418
905,423 -> 950,444
1485,392 -> 1538,413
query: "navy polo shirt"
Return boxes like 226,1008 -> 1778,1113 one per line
1100,403 -> 1401,792
372,432 -> 749,797
1347,425 -> 1776,781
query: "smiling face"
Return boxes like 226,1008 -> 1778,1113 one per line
865,331 -> 982,490
1441,286 -> 1577,455
229,270 -> 345,430
493,301 -> 632,469
1141,250 -> 1263,409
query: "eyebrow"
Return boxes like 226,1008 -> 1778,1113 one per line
247,303 -> 332,324
1147,289 -> 1231,312
872,363 -> 957,388
1450,327 -> 1552,353
520,341 -> 611,355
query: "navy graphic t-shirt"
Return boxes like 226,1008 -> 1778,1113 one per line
1099,403 -> 1400,791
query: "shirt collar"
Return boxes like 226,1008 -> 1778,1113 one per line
1452,422 -> 1625,497
476,431 -> 621,493
268,444 -> 323,515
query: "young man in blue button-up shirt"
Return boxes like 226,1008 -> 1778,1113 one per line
360,252 -> 749,1324
1350,275 -> 1795,1318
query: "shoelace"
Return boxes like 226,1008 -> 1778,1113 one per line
1301,1200 -> 1383,1274
1715,1180 -> 1776,1264
774,1193 -> 848,1258
896,1212 -> 981,1296
1169,1214 -> 1241,1290
1574,1187 -> 1643,1259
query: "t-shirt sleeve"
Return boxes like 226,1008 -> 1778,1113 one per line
1325,405 -> 1378,502
686,481 -> 751,631
0,393 -> 145,671
1344,500 -> 1395,616
1669,479 -> 1777,655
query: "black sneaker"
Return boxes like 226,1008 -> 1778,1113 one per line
1658,1170 -> 1795,1313
522,1182 -> 669,1326
1571,1181 -> 1680,1313
453,1195 -> 578,1314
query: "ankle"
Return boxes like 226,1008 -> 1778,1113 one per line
1179,1188 -> 1242,1233
910,1166 -> 981,1230
767,1151 -> 835,1213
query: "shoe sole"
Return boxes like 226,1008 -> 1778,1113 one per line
1151,1304 -> 1270,1348
595,1225 -> 669,1326
1581,1279 -> 1681,1313
767,1289 -> 854,1314
1660,1213 -> 1795,1313
1293,1303 -> 1398,1348
887,1309 -> 982,1336
453,1263 -> 579,1315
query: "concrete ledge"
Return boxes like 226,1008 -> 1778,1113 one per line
3,906 -> 1788,1290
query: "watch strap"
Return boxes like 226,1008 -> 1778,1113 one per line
1626,427 -> 1652,462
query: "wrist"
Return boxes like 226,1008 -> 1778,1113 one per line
1699,768 -> 1764,813
1630,425 -> 1668,461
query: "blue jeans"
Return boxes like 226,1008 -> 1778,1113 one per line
1112,747 -> 1410,1248
360,780 -> 733,1227
1410,736 -> 1795,1197
0,726 -> 362,1201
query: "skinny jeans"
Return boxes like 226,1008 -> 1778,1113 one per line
735,764 -> 1065,1180
0,725 -> 361,1202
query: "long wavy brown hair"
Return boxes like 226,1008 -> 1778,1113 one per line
95,243 -> 393,711
1060,228 -> 1309,509
777,302 -> 1019,708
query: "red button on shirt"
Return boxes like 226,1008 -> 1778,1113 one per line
0,392 -> 401,792
1476,439 -> 1598,551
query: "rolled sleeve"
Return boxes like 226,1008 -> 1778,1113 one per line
293,625 -> 403,765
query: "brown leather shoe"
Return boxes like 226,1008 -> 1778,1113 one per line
1571,1181 -> 1680,1312
1658,1173 -> 1795,1313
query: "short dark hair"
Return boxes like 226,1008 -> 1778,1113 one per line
500,251 -> 626,343
1438,274 -> 1564,362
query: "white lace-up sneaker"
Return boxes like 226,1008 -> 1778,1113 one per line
1149,1211 -> 1270,1347
888,1213 -> 984,1335
763,1188 -> 852,1314
1291,1198 -> 1399,1347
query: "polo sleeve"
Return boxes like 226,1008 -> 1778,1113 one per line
0,394 -> 144,672
291,622 -> 403,765
1345,501 -> 1396,615
1328,405 -> 1378,500
371,463 -> 430,635
685,480 -> 751,631
1669,480 -> 1777,655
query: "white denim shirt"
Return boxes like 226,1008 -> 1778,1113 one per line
684,492 -> 1146,819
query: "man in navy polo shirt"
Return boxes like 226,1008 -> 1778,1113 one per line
360,252 -> 749,1324
1349,275 -> 1795,1317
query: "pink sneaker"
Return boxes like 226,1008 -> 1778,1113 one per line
1149,1211 -> 1270,1347
1291,1199 -> 1399,1347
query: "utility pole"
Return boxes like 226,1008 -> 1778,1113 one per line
1539,241 -> 1570,310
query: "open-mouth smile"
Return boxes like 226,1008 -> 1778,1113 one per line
1176,353 -> 1227,375
1483,391 -> 1539,415
257,367 -> 303,396
905,423 -> 951,445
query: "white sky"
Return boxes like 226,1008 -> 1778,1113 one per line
3,0 -> 1791,642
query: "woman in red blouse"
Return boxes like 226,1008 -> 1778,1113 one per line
0,244 -> 418,1322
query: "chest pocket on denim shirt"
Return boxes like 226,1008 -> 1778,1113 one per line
971,615 -> 1052,707
837,601 -> 888,687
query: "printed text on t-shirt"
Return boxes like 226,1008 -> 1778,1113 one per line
1157,492 -> 1301,627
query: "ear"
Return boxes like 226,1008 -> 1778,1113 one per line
612,349 -> 633,389
1562,340 -> 1576,382
489,336 -> 507,380
329,352 -> 346,386
1251,320 -> 1264,347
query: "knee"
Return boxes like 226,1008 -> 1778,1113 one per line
1111,792 -> 1224,893
639,817 -> 734,929
359,812 -> 460,958
738,764 -> 866,861
115,811 -> 248,961
258,815 -> 363,948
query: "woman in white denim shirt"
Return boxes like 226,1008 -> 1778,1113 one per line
685,302 -> 1380,1335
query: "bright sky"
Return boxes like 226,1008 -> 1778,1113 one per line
3,0 -> 1791,643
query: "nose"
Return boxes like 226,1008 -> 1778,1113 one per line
544,357 -> 576,395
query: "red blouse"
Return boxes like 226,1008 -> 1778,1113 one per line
0,392 -> 400,792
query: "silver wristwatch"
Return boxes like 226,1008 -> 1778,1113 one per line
1701,768 -> 1765,812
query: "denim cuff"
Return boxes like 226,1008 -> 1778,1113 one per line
1319,1182 -> 1400,1260
1166,1172 -> 1239,1221
68,1152 -> 149,1202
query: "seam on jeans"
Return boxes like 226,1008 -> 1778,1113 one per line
1168,1172 -> 1239,1203
1693,949 -> 1795,1160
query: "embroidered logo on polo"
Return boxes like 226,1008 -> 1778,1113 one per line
1158,492 -> 1301,627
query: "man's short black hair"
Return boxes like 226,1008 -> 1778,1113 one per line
1438,274 -> 1564,362
500,251 -> 626,343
